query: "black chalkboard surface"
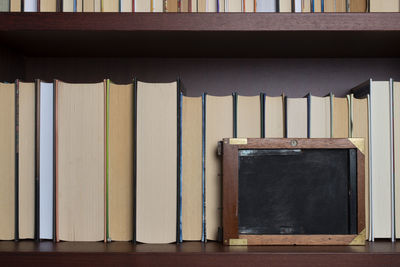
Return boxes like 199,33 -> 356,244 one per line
238,149 -> 358,236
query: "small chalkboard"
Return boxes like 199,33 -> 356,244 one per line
222,138 -> 365,246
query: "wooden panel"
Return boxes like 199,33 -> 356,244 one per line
136,81 -> 177,244
108,82 -> 134,241
0,83 -> 15,240
18,82 -> 35,239
240,235 -> 358,245
182,96 -> 203,241
57,81 -> 105,242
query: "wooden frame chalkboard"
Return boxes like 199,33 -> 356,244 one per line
221,138 -> 365,246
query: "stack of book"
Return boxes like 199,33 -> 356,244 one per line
0,78 -> 398,243
0,0 -> 398,12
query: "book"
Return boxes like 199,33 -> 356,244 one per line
76,0 -> 83,11
181,0 -> 189,11
331,95 -> 349,138
107,81 -> 134,241
94,0 -> 101,11
153,0 -> 163,12
324,0 -> 334,12
24,0 -> 38,11
40,0 -> 58,11
205,94 -> 233,240
102,0 -> 119,11
302,0 -> 310,12
0,0 -> 9,11
394,81 -> 400,239
135,81 -> 178,244
63,0 -> 73,11
265,95 -> 285,138
56,81 -> 105,242
370,0 -> 399,12
279,0 -> 291,12
164,0 -> 178,11
312,0 -> 321,12
181,95 -> 203,241
37,81 -> 54,240
350,0 -> 366,12
256,0 -> 276,11
285,96 -> 307,138
191,0 -> 197,11
244,0 -> 254,12
18,82 -> 35,240
83,0 -> 95,12
0,83 -> 15,240
309,94 -> 331,138
336,0 -> 346,11
198,0 -> 206,11
120,0 -> 132,11
10,0 -> 21,11
351,80 -> 392,240
135,0 -> 150,11
236,94 -> 261,138
207,0 -> 217,11
226,0 -> 242,11
294,0 -> 301,11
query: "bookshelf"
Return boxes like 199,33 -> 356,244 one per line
1,12 -> 400,266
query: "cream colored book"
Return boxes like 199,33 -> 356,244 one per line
10,0 -> 21,11
351,94 -> 369,240
205,95 -> 233,240
244,0 -> 254,11
350,0 -> 367,12
237,95 -> 261,138
279,0 -> 291,12
324,0 -> 335,12
370,0 -> 399,12
313,0 -> 321,12
153,0 -> 163,11
102,0 -> 119,11
394,81 -> 400,239
198,0 -> 206,11
63,0 -> 73,11
207,0 -> 217,11
332,95 -> 349,138
120,0 -> 132,11
226,0 -> 241,11
40,0 -> 57,11
286,97 -> 307,138
18,82 -> 35,239
182,95 -> 203,241
302,0 -> 310,12
191,0 -> 197,11
136,81 -> 177,244
94,0 -> 101,11
84,0 -> 95,11
135,0 -> 150,11
76,0 -> 83,11
0,83 -> 15,240
265,95 -> 284,138
56,81 -> 105,242
309,95 -> 331,138
336,0 -> 346,11
107,81 -> 134,241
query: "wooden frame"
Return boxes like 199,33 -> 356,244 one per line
221,138 -> 365,246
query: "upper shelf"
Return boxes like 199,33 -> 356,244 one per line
0,13 -> 400,57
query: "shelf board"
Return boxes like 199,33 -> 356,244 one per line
0,13 -> 399,57
1,241 -> 400,266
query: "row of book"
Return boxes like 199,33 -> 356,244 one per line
0,0 -> 399,12
0,79 -> 398,243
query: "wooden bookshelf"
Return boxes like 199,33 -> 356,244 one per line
0,241 -> 400,266
0,12 -> 400,266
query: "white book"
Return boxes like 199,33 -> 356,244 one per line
153,0 -> 163,12
191,0 -> 198,11
120,0 -> 132,11
243,0 -> 254,12
24,0 -> 38,11
279,0 -> 291,12
226,0 -> 242,11
393,81 -> 400,239
94,0 -> 101,11
294,0 -> 301,12
256,0 -> 276,12
207,0 -> 217,11
39,82 -> 54,240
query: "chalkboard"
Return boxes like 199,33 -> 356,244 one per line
238,149 -> 358,235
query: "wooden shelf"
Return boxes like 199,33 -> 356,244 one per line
0,241 -> 400,266
0,13 -> 400,57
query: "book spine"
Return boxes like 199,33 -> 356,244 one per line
177,80 -> 182,243
284,96 -> 288,138
329,92 -> 333,138
132,78 -> 137,244
321,0 -> 324,12
37,0 -> 40,11
132,0 -> 135,11
233,93 -> 237,138
307,93 -> 311,138
15,80 -> 19,241
276,0 -> 279,12
35,80 -> 40,242
367,92 -> 373,241
105,80 -> 110,242
202,93 -> 206,242
389,78 -> 395,243
261,93 -> 265,138
52,80 -> 56,242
